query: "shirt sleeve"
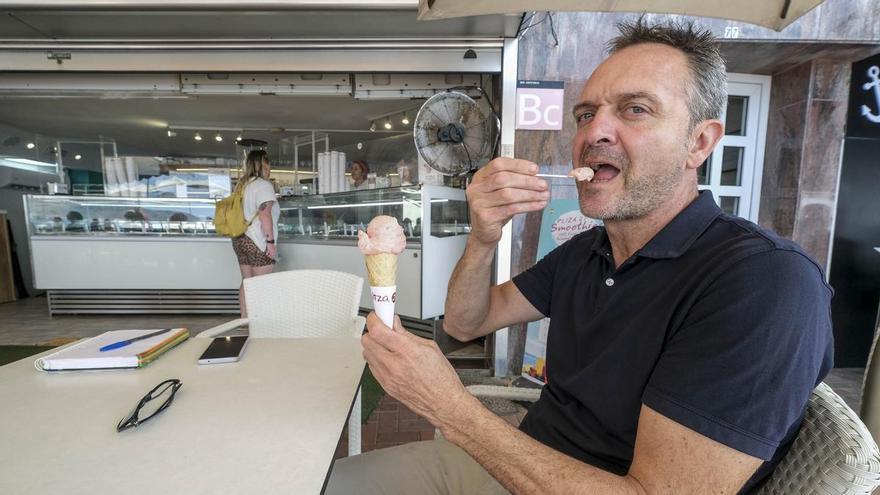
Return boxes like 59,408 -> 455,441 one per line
642,248 -> 834,461
251,180 -> 277,208
512,238 -> 572,317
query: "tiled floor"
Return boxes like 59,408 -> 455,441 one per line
333,389 -> 530,461
0,295 -> 231,345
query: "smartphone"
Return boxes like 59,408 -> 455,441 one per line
198,336 -> 249,364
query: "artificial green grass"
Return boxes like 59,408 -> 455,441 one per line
0,345 -> 55,366
360,366 -> 385,424
0,345 -> 386,424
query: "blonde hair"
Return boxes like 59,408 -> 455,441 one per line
236,149 -> 269,191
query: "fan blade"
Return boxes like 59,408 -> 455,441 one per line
420,105 -> 448,127
429,141 -> 454,172
464,133 -> 489,158
415,124 -> 442,147
440,97 -> 457,124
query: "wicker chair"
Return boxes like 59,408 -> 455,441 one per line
198,269 -> 366,456
464,382 -> 880,493
757,382 -> 880,494
859,321 -> 880,441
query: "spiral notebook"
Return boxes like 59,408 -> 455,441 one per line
34,328 -> 189,371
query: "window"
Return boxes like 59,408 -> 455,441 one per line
698,75 -> 770,221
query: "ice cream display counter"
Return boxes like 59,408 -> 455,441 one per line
275,185 -> 469,319
24,185 -> 469,317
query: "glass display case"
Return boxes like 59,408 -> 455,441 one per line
25,185 -> 471,241
25,195 -> 219,237
277,185 -> 469,244
275,185 -> 469,320
24,186 -> 470,320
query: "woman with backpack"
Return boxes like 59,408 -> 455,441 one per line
231,149 -> 279,316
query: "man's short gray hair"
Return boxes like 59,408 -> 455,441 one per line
608,17 -> 727,129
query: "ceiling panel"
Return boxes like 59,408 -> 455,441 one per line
0,92 -> 439,167
1,10 -> 519,39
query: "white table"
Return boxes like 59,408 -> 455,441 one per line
0,338 -> 365,495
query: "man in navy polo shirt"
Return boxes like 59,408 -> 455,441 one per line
329,18 -> 833,495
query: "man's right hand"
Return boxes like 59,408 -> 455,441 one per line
466,158 -> 550,246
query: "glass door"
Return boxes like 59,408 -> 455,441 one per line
698,74 -> 771,222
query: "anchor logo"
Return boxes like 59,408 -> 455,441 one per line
861,66 -> 880,124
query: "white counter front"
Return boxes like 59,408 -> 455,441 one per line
32,236 -> 240,290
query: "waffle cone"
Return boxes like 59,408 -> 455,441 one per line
365,253 -> 398,287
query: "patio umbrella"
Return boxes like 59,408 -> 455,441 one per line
417,0 -> 826,31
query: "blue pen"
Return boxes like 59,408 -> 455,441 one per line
99,328 -> 172,352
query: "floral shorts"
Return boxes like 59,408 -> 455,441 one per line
232,235 -> 275,267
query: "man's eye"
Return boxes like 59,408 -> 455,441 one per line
629,106 -> 646,114
576,112 -> 593,123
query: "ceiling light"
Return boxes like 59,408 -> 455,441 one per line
215,133 -> 223,142
369,121 -> 376,132
167,128 -> 177,137
236,133 -> 242,142
401,113 -> 410,125
26,142 -> 35,149
194,132 -> 202,141
383,118 -> 392,130
74,154 -> 82,160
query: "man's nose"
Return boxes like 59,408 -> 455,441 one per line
582,109 -> 617,147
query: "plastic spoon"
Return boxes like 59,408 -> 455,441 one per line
535,174 -> 573,179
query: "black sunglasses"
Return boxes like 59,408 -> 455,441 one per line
117,379 -> 182,432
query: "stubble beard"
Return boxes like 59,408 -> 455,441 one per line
578,146 -> 688,221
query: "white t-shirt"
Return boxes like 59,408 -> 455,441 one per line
351,179 -> 371,190
242,178 -> 279,252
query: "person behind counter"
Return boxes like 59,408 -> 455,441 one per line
350,159 -> 371,190
231,149 -> 280,317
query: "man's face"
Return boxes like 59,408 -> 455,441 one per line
571,43 -> 696,220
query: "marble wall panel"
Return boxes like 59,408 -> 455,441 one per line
759,63 -> 810,232
773,197 -> 798,239
800,99 -> 848,193
811,59 -> 853,101
770,62 -> 812,110
792,191 -> 837,267
540,2 -> 880,45
723,42 -> 880,75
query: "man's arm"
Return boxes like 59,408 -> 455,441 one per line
442,397 -> 762,494
362,313 -> 763,495
443,158 -> 549,341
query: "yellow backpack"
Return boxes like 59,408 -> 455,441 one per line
214,179 -> 259,238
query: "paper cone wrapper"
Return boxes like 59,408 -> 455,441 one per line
370,285 -> 396,328
365,253 -> 398,287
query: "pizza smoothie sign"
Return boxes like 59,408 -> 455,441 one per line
522,200 -> 601,384
550,211 -> 597,245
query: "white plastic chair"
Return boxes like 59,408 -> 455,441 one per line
198,269 -> 366,456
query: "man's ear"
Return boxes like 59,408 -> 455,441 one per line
686,119 -> 724,170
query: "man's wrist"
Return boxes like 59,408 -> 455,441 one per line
435,387 -> 482,440
465,236 -> 498,260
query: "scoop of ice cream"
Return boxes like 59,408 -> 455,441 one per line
569,167 -> 595,182
358,215 -> 406,255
